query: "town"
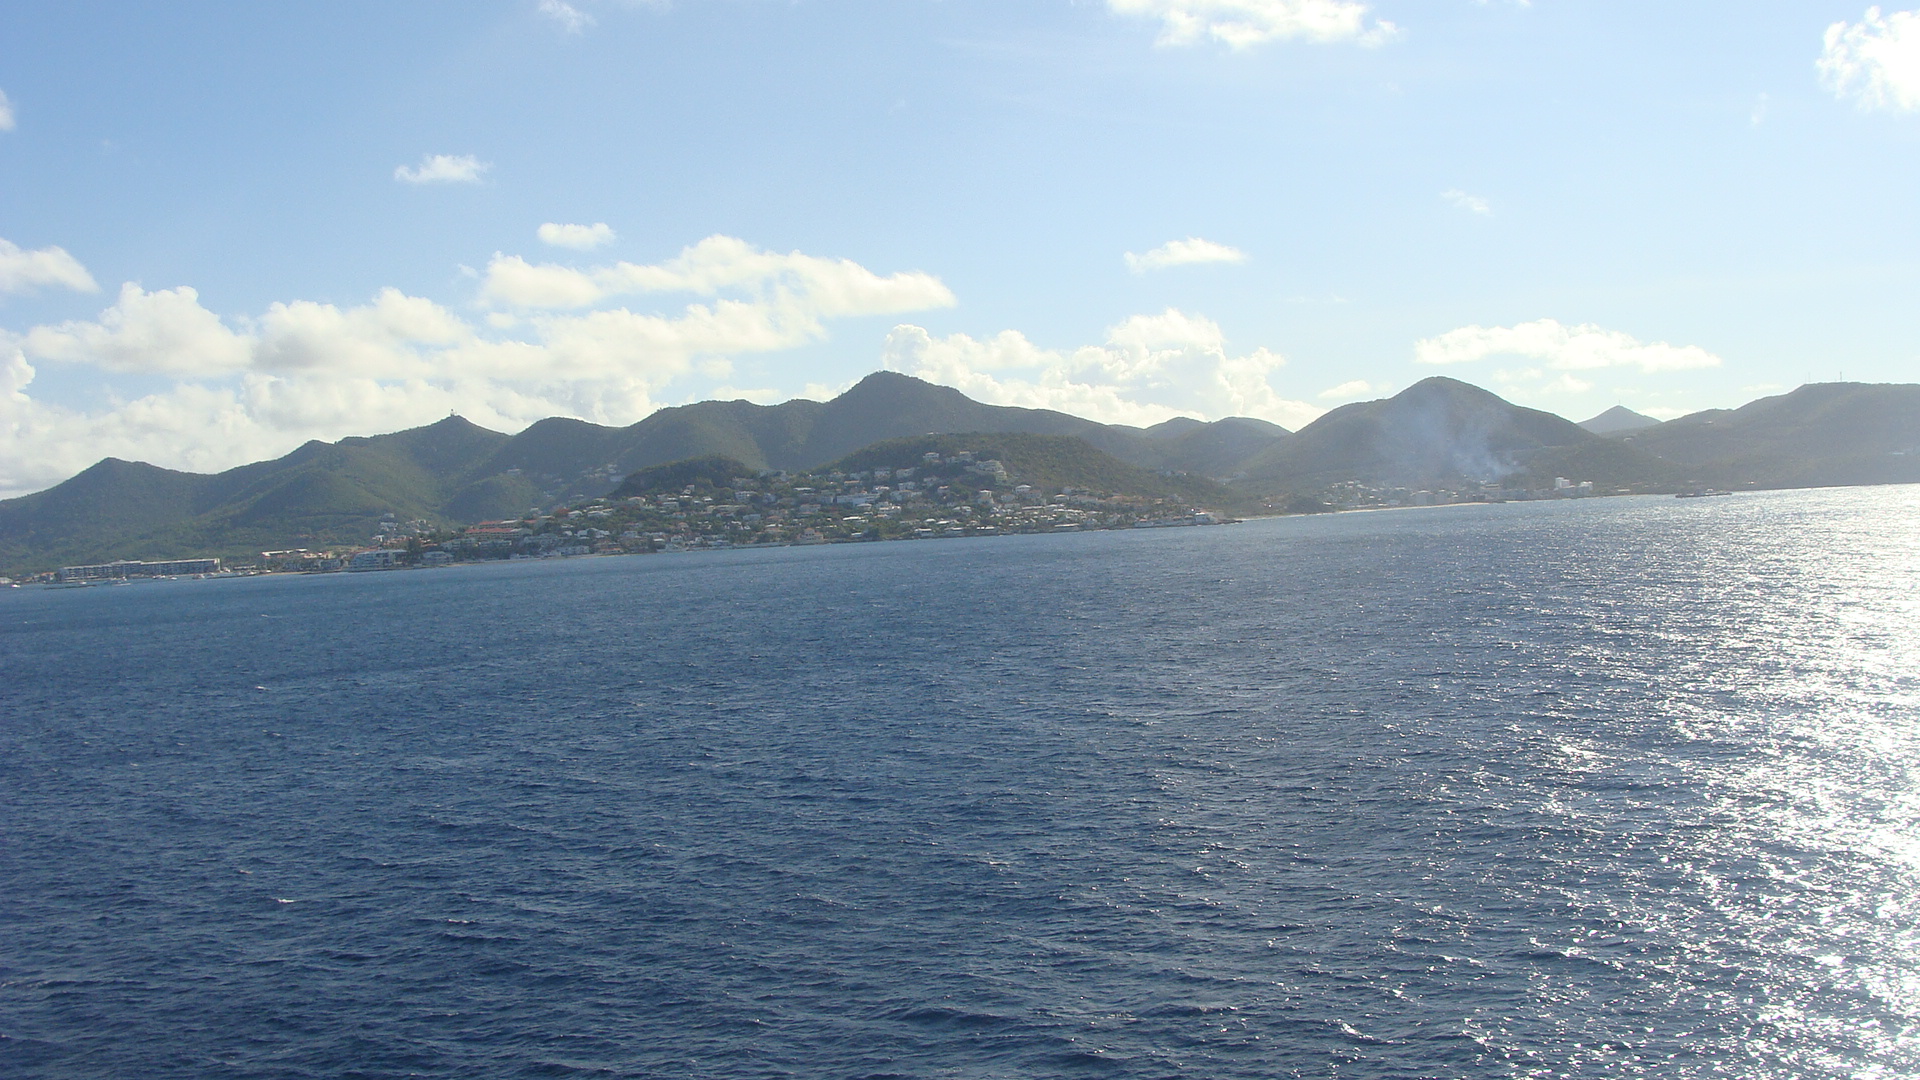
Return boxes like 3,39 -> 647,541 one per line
1320,476 -> 1598,509
19,447 -> 1626,585
425,448 -> 1239,561
25,447 -> 1247,583
22,453 -> 1625,584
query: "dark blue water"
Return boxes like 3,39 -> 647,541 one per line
5,489 -> 1919,1079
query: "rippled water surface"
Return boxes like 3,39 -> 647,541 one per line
5,488 -> 1920,1079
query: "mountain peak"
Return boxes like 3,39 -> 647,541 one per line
1241,377 -> 1599,489
424,414 -> 488,433
69,457 -> 198,485
1397,375 -> 1508,404
1580,405 -> 1661,435
834,370 -> 968,409
845,370 -> 935,390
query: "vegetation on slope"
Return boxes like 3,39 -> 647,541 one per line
826,433 -> 1258,511
7,374 -> 1919,576
1620,383 -> 1920,488
1240,377 -> 1679,493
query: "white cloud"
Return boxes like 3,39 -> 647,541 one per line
0,238 -> 98,294
538,0 -> 595,33
0,90 -> 13,131
1490,368 -> 1593,396
394,154 -> 490,185
479,256 -> 609,308
251,288 -> 473,375
1318,379 -> 1377,401
884,308 -> 1324,431
30,248 -> 951,387
800,377 -> 858,402
1442,189 -> 1491,216
479,235 -> 956,321
0,360 -> 625,499
23,284 -> 250,375
0,239 -> 960,497
1821,7 -> 1920,112
1415,319 -> 1724,373
1123,237 -> 1249,273
538,222 -> 617,250
1106,0 -> 1397,49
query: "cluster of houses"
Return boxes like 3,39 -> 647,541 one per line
28,449 -> 1231,581
425,450 -> 1229,562
31,459 -> 1624,583
1321,477 -> 1600,510
30,455 -> 1629,583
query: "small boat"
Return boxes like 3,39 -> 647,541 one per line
1675,489 -> 1732,499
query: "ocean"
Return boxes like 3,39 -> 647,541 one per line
4,487 -> 1918,1079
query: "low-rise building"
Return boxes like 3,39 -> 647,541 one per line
347,549 -> 404,571
56,558 -> 221,582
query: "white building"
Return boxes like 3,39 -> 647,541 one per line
347,549 -> 404,571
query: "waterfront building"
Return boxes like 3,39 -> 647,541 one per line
347,549 -> 405,571
56,558 -> 221,582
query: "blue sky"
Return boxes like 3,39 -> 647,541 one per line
1,0 -> 1916,495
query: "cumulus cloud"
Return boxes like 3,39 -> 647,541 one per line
394,154 -> 490,185
538,0 -> 595,33
1490,369 -> 1593,396
538,222 -> 617,250
0,238 -> 98,294
1124,237 -> 1248,273
1318,379 -> 1377,401
23,285 -> 249,375
1106,0 -> 1397,48
477,256 -> 608,309
251,289 -> 474,375
0,358 -> 622,499
479,235 -> 956,321
1414,319 -> 1724,373
1442,189 -> 1491,216
1821,7 -> 1920,112
0,90 -> 13,131
0,238 -> 959,497
884,308 -> 1324,431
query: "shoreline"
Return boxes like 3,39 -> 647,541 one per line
16,482 -> 1919,586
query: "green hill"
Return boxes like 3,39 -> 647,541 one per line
0,416 -> 513,573
610,456 -> 758,497
826,433 -> 1259,511
1619,383 -> 1920,489
1579,405 -> 1662,435
608,436 -> 1254,512
0,375 -> 1293,574
1237,377 -> 1681,492
0,458 -> 216,571
7,373 -> 1918,576
470,372 -> 1295,503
